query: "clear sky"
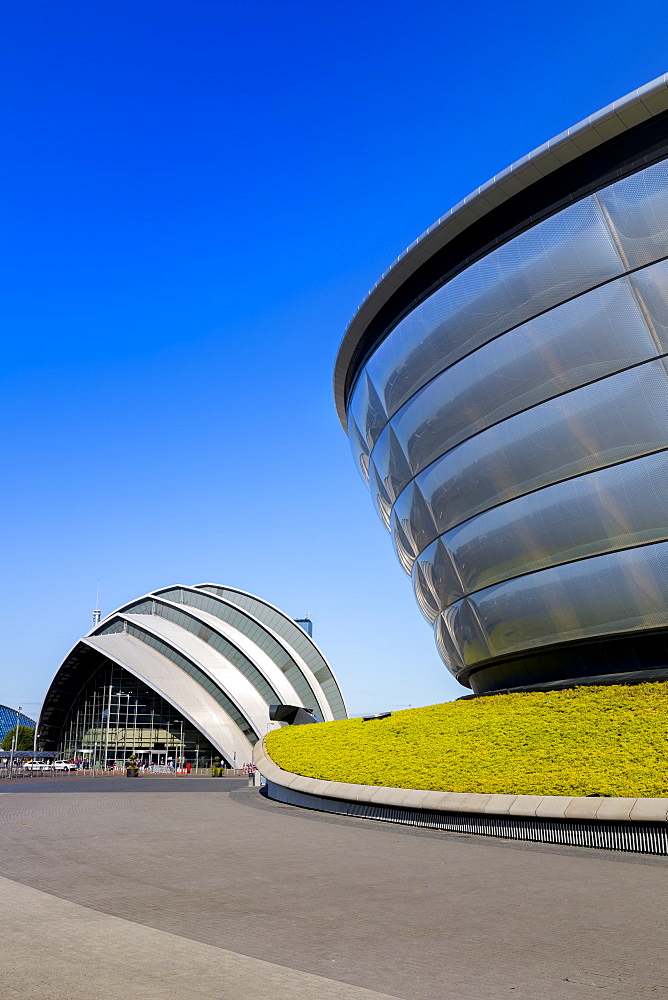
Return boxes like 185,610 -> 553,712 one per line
1,0 -> 667,720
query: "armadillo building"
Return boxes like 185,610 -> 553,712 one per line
335,76 -> 668,695
38,584 -> 346,766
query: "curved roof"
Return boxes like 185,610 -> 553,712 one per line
38,583 -> 347,760
334,74 -> 668,429
0,706 -> 36,741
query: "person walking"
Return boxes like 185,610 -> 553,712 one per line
185,762 -> 191,774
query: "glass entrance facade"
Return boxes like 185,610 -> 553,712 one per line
58,661 -> 220,769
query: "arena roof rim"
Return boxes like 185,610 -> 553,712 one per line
334,74 -> 668,430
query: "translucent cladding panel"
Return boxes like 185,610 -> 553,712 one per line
418,358 -> 668,536
390,481 -> 438,569
347,412 -> 371,485
442,598 -> 490,667
392,276 -> 658,477
348,370 -> 388,451
364,194 -> 624,419
369,423 -> 412,504
413,539 -> 464,614
391,515 -> 417,574
597,158 -> 668,270
413,560 -> 440,623
629,257 -> 668,354
434,614 -> 464,675
413,537 -> 464,615
368,462 -> 393,530
470,541 -> 668,663
445,449 -> 668,599
391,486 -> 418,566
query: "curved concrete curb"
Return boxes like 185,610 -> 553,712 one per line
254,740 -> 668,854
254,740 -> 668,822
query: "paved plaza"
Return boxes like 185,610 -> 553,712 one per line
0,776 -> 666,999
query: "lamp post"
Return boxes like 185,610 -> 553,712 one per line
174,719 -> 184,773
8,706 -> 21,781
104,685 -> 112,771
118,691 -> 130,766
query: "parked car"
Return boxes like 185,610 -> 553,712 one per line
23,761 -> 53,771
53,760 -> 77,772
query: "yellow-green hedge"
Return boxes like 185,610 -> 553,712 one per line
265,683 -> 668,797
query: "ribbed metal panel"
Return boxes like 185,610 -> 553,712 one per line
266,781 -> 668,856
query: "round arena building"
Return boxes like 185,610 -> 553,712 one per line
335,76 -> 668,695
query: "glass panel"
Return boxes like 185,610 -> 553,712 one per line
54,661 -> 222,768
391,275 -> 657,476
597,158 -> 668,271
364,194 -> 623,419
418,358 -> 668,536
444,449 -> 668,599
471,541 -> 668,662
629,257 -> 668,355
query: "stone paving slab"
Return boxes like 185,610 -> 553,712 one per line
0,778 -> 667,999
0,874 -> 403,1000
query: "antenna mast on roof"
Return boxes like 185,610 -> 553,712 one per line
92,581 -> 101,627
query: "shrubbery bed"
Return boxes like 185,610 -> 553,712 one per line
265,683 -> 668,797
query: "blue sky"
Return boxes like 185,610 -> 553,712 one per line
2,0 -> 667,719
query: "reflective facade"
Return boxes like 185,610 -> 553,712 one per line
0,706 -> 36,743
335,78 -> 668,693
38,584 -> 347,764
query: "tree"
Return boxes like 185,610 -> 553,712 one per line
2,726 -> 36,751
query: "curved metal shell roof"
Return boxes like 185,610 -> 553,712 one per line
38,583 -> 347,761
334,74 -> 668,428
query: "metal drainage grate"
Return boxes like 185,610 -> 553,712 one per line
266,781 -> 668,856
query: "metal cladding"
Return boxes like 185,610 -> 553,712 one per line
335,76 -> 668,694
269,704 -> 321,725
39,584 -> 347,761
